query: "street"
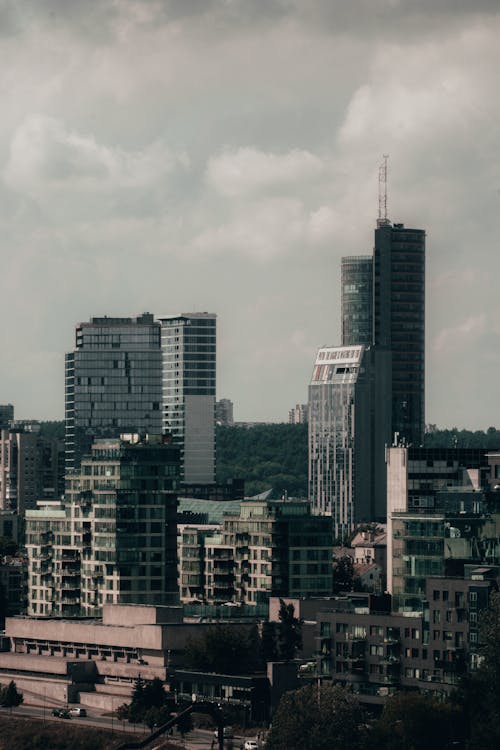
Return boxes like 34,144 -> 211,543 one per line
0,704 -> 256,750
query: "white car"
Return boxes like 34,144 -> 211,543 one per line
244,741 -> 259,750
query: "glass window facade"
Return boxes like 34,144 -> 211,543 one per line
65,314 -> 162,474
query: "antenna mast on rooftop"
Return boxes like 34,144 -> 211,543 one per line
377,154 -> 390,227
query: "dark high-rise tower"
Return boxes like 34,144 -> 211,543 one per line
374,222 -> 426,445
341,256 -> 373,346
65,313 -> 162,473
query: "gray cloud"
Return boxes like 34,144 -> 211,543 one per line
0,1 -> 499,428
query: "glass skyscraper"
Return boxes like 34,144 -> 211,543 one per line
159,313 -> 216,484
341,256 -> 373,346
65,313 -> 162,473
374,223 -> 426,446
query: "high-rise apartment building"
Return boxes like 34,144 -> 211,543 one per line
216,398 -> 234,426
159,313 -> 216,485
341,256 -> 373,347
177,500 -> 332,605
374,223 -> 426,445
25,434 -> 180,617
288,404 -> 308,424
65,313 -> 162,473
0,421 -> 63,514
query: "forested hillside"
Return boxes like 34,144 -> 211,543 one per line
39,421 -> 500,499
424,426 -> 500,449
216,424 -> 308,498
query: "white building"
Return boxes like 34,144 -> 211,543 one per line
159,313 -> 216,485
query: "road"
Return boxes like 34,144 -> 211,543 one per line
0,705 -> 257,750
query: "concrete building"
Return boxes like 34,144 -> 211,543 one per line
0,604 -> 244,709
386,446 -> 500,611
216,398 -> 234,426
25,435 -> 180,618
65,313 -> 163,474
178,523 -> 220,603
159,313 -> 216,485
288,404 -> 308,424
374,222 -> 426,446
0,421 -> 63,514
341,256 -> 373,347
313,566 -> 498,703
218,499 -> 332,605
308,346 -> 390,536
180,500 -> 333,605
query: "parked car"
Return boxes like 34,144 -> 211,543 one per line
244,741 -> 259,750
69,707 -> 87,717
51,708 -> 70,718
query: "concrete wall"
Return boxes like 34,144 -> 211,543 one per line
103,604 -> 183,626
5,617 -> 164,651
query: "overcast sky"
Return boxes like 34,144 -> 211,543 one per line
1,0 -> 499,428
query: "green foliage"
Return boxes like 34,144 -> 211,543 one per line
424,425 -> 500,449
39,420 -> 65,440
0,713 -> 136,750
0,680 -> 23,708
125,676 -> 171,724
332,555 -> 361,593
143,705 -> 172,730
0,536 -> 18,557
184,625 -> 259,675
277,599 -> 302,662
261,621 -> 279,663
453,591 -> 500,750
372,692 -> 462,750
266,683 -> 365,750
216,424 -> 308,497
175,709 -> 194,736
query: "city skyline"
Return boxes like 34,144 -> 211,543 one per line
1,2 -> 500,429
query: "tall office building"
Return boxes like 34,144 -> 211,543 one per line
374,222 -> 426,445
341,256 -> 373,346
65,313 -> 162,473
308,345 -> 391,535
308,346 -> 372,537
159,313 -> 216,485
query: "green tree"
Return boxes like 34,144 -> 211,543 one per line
261,621 -> 278,663
0,536 -> 18,557
332,555 -> 357,593
143,676 -> 168,708
455,591 -> 500,750
184,625 -> 259,674
0,680 -> 24,710
143,705 -> 172,731
125,676 -> 171,724
216,424 -> 308,498
277,599 -> 302,662
176,709 -> 194,737
372,692 -> 462,750
267,684 -> 365,750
